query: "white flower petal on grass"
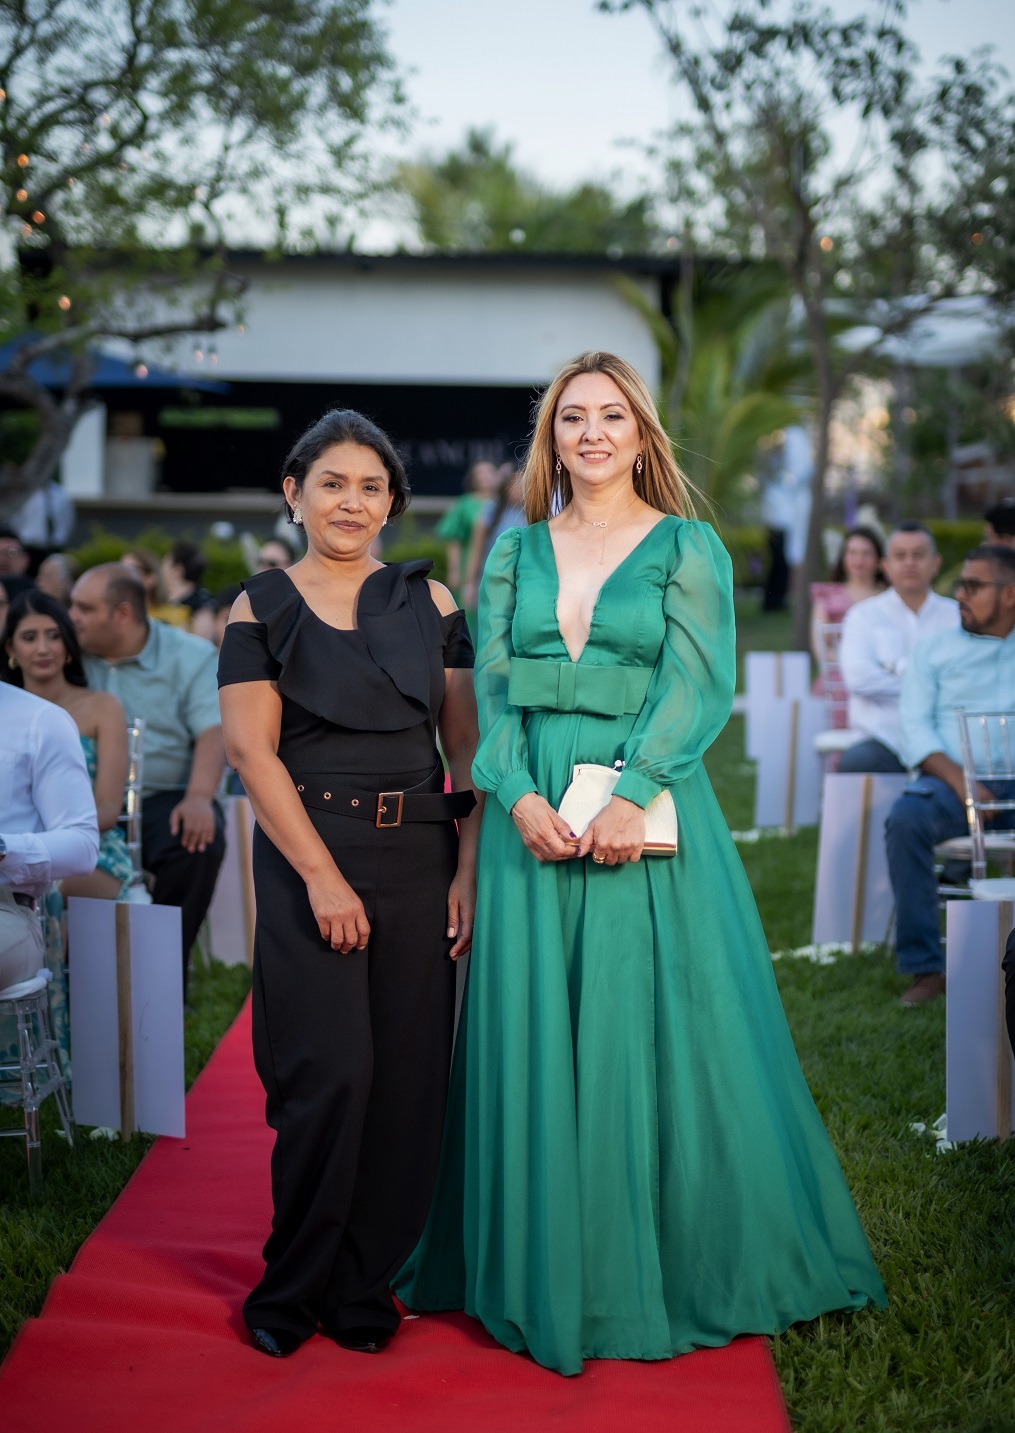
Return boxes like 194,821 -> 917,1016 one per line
770,941 -> 881,965
88,1126 -> 120,1142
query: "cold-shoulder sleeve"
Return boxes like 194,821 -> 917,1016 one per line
471,528 -> 537,813
441,608 -> 475,669
612,521 -> 735,808
217,621 -> 282,686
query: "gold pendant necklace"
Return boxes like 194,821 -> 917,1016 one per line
577,494 -> 640,565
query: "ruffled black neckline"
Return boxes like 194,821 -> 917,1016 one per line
243,560 -> 438,733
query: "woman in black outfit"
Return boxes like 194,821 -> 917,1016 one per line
218,410 -> 481,1359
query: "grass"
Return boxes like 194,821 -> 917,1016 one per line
1,601 -> 1013,1430
0,955 -> 250,1358
703,601 -> 1015,1433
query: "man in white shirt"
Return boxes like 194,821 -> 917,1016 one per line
886,545 -> 1015,1005
0,685 -> 99,990
838,522 -> 960,772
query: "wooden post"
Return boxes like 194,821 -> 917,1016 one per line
774,652 -> 783,698
114,904 -> 134,1141
997,900 -> 1013,1142
236,799 -> 256,968
850,776 -> 874,954
783,699 -> 800,833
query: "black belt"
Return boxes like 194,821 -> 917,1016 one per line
12,893 -> 36,911
295,774 -> 477,828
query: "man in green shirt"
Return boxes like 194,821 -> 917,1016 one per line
70,564 -> 226,995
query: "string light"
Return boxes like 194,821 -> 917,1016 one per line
99,112 -> 111,127
17,154 -> 29,168
21,224 -> 31,237
67,177 -> 76,188
31,210 -> 45,224
58,295 -> 72,311
820,236 -> 834,252
193,345 -> 204,362
0,88 -> 6,102
134,361 -> 149,379
16,188 -> 27,202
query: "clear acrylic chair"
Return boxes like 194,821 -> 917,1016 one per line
953,710 -> 1015,899
121,719 -> 151,901
0,971 -> 74,1194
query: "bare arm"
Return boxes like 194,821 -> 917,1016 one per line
461,512 -> 489,608
220,596 -> 370,952
92,693 -> 130,832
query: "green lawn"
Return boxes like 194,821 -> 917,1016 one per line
1,604 -> 1013,1430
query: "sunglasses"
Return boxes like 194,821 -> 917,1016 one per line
952,577 -> 1010,596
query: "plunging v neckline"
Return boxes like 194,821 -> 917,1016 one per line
543,516 -> 669,664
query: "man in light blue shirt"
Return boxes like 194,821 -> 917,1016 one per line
70,564 -> 225,996
886,546 -> 1015,1005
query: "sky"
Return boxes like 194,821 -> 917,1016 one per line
365,0 -> 1015,241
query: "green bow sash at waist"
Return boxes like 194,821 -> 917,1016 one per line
507,658 -> 653,716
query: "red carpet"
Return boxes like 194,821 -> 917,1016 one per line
0,1000 -> 790,1432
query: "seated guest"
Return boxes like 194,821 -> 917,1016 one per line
886,546 -> 1015,1005
838,522 -> 958,772
69,564 -> 226,993
255,537 -> 297,573
983,501 -> 1015,549
2,591 -> 132,899
810,525 -> 885,725
0,683 -> 99,990
35,551 -> 81,606
160,541 -> 214,621
121,547 -> 189,627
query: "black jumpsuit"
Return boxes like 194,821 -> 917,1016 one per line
217,561 -> 474,1341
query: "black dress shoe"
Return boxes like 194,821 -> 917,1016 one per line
330,1325 -> 393,1354
249,1326 -> 303,1358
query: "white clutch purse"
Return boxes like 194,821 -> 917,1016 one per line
557,761 -> 677,856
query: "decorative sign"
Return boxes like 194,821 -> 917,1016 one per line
752,694 -> 826,831
945,898 -> 1014,1143
744,651 -> 811,759
205,796 -> 256,967
812,773 -> 910,948
68,898 -> 185,1139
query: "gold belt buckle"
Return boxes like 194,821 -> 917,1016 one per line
375,791 -> 404,828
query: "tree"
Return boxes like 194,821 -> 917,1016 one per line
395,127 -> 656,255
602,0 -> 1015,647
0,0 -> 401,517
619,260 -> 810,513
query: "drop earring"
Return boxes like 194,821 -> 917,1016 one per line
7,656 -> 17,670
293,505 -> 303,526
555,454 -> 562,479
635,453 -> 644,477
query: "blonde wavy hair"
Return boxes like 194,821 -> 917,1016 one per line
523,351 -> 699,524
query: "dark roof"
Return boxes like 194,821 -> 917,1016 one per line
221,247 -> 716,279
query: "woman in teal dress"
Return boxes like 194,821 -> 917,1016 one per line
398,351 -> 886,1376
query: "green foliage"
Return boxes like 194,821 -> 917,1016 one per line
720,524 -> 768,589
396,127 -> 656,255
926,520 -> 984,575
619,262 -> 809,510
0,410 -> 40,464
0,0 -> 402,506
384,511 -> 448,583
69,524 -> 248,590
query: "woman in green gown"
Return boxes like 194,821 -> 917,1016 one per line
398,351 -> 886,1375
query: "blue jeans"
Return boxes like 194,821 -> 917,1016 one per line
838,738 -> 906,774
886,776 -> 1015,975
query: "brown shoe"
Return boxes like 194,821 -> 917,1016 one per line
900,973 -> 946,1006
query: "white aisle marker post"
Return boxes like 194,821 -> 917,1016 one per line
744,651 -> 811,760
753,694 -> 826,831
812,773 -> 910,949
945,898 -> 1014,1143
69,897 -> 186,1138
206,796 -> 257,967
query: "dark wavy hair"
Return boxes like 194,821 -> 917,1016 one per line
830,525 -> 886,585
1,589 -> 88,688
280,408 -> 411,522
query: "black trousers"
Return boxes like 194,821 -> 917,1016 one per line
243,773 -> 458,1340
141,789 -> 226,992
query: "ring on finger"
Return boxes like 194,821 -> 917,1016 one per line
591,851 -> 606,864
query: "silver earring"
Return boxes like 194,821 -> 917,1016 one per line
555,454 -> 561,478
293,506 -> 303,526
382,516 -> 389,527
635,453 -> 643,477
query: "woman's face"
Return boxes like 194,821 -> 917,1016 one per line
284,442 -> 393,560
36,556 -> 70,601
122,554 -> 157,597
553,372 -> 641,492
7,611 -> 67,682
843,535 -> 880,585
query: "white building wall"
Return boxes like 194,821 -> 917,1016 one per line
158,263 -> 660,388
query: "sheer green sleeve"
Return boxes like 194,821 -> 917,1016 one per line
612,521 -> 736,809
471,528 -> 539,813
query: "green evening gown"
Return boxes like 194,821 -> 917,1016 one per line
396,516 -> 886,1375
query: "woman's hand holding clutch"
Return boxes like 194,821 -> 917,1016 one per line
447,866 -> 476,961
575,795 -> 646,866
511,793 -> 582,863
306,867 -> 372,953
